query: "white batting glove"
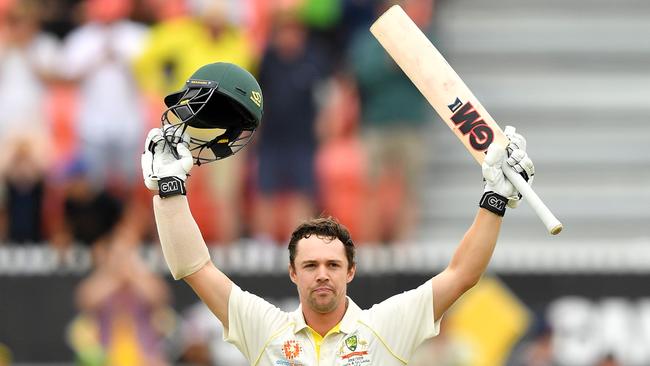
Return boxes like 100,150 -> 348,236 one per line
141,127 -> 193,197
480,126 -> 535,215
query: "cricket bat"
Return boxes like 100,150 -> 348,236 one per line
370,5 -> 563,235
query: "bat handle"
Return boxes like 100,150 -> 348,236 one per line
502,164 -> 563,235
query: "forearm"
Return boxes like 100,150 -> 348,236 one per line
447,208 -> 502,287
153,195 -> 234,327
153,195 -> 211,280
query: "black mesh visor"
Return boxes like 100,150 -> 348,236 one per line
161,87 -> 256,165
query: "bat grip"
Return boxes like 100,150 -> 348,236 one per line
502,164 -> 563,235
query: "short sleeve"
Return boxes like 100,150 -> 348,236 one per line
364,280 -> 441,360
224,285 -> 290,362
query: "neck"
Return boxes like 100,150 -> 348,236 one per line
302,298 -> 348,337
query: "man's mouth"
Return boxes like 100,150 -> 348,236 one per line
313,286 -> 334,294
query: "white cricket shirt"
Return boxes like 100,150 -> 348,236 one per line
225,280 -> 440,366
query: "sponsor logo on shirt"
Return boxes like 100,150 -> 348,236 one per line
277,340 -> 303,366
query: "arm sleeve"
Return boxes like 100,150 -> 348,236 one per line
153,196 -> 211,280
365,279 -> 441,360
224,285 -> 289,362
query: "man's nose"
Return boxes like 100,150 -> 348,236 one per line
316,265 -> 330,281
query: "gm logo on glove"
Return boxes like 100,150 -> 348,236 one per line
160,180 -> 180,193
158,177 -> 186,198
479,191 -> 508,216
487,195 -> 506,211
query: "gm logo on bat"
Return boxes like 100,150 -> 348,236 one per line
447,98 -> 494,152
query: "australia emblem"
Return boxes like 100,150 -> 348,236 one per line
345,336 -> 357,352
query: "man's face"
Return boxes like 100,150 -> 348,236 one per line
289,236 -> 355,314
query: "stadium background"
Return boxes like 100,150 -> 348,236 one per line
0,0 -> 649,365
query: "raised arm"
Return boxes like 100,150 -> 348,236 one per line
431,127 -> 535,320
430,208 -> 501,321
143,128 -> 233,328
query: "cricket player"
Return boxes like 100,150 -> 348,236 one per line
142,62 -> 534,365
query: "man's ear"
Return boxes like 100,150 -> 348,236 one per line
347,264 -> 356,283
289,264 -> 297,284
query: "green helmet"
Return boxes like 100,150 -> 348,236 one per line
162,62 -> 263,165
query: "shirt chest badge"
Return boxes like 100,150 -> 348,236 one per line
276,339 -> 304,366
345,335 -> 358,351
339,335 -> 371,365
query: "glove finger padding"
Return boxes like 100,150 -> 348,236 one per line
482,143 -> 519,202
141,151 -> 158,190
504,126 -> 526,152
145,128 -> 164,152
141,127 -> 193,194
482,126 -> 536,211
504,127 -> 534,208
482,143 -> 507,184
506,149 -> 535,184
142,128 -> 164,191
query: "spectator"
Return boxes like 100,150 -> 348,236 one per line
0,135 -> 50,243
409,324 -> 473,366
135,0 -> 253,94
0,0 -> 60,136
347,0 -> 435,243
597,354 -> 621,366
507,317 -> 554,366
54,158 -> 123,248
39,0 -> 86,39
134,0 -> 255,244
178,302 -> 247,366
70,231 -> 171,365
315,73 -> 370,242
59,0 -> 147,190
253,8 -> 331,243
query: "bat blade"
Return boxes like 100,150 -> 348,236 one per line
370,5 -> 562,235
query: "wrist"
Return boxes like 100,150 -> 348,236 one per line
479,191 -> 508,217
158,176 -> 186,198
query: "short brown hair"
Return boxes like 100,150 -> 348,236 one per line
288,217 -> 355,270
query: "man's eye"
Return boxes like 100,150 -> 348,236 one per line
329,263 -> 340,268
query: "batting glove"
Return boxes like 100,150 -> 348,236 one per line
141,127 -> 193,198
480,126 -> 535,216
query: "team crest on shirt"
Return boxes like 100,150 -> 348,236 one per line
339,335 -> 370,365
345,336 -> 358,351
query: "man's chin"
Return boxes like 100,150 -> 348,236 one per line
309,296 -> 338,313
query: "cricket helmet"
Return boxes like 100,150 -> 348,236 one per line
162,62 -> 263,165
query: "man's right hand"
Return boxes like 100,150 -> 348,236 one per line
141,127 -> 193,197
480,126 -> 535,216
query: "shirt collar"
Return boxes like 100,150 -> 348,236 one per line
292,297 -> 361,335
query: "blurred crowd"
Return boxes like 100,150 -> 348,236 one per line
0,0 -> 438,364
0,0 -> 438,251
